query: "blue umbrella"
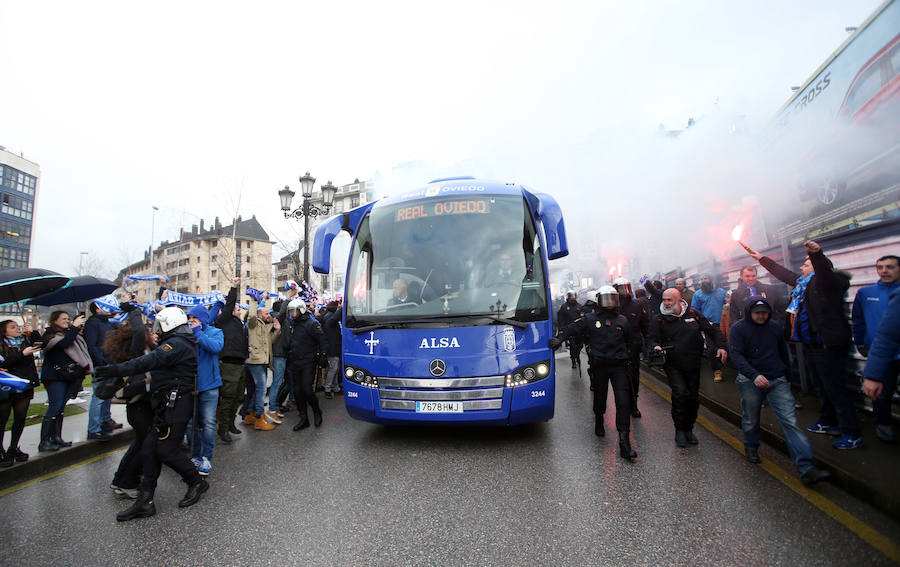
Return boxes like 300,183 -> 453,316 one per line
28,275 -> 119,306
0,268 -> 70,306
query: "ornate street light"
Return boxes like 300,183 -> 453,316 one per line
278,172 -> 336,284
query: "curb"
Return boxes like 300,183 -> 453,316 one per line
0,429 -> 134,492
643,364 -> 900,521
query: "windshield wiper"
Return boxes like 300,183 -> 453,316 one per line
350,314 -> 528,334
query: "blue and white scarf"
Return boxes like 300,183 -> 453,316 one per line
787,272 -> 814,315
161,290 -> 225,307
124,275 -> 169,284
4,336 -> 24,348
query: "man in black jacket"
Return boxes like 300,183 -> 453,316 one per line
323,303 -> 342,399
94,307 -> 209,521
751,240 -> 861,450
552,286 -> 637,460
649,288 -> 727,447
287,298 -> 327,430
214,277 -> 249,442
729,265 -> 776,327
729,296 -> 830,485
556,292 -> 583,368
614,278 -> 648,417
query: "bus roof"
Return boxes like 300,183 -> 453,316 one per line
376,178 -> 526,207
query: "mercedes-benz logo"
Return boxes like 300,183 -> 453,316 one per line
429,359 -> 446,377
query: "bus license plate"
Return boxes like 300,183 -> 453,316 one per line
416,401 -> 463,413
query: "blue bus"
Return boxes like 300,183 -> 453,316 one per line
312,177 -> 568,425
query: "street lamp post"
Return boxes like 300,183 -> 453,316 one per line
149,205 -> 159,274
279,172 -> 336,284
79,251 -> 89,275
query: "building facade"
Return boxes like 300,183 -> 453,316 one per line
0,146 -> 39,270
118,215 -> 274,304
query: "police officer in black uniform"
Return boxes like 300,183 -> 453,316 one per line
551,286 -> 637,460
94,307 -> 208,521
286,298 -> 328,431
556,291 -> 583,368
614,277 -> 649,417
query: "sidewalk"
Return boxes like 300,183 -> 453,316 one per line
0,388 -> 133,490
643,362 -> 900,521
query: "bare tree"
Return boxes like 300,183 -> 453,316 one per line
73,252 -> 111,279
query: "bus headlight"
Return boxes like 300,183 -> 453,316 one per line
344,365 -> 378,388
505,360 -> 551,387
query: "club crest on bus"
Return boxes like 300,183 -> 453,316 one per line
418,337 -> 461,349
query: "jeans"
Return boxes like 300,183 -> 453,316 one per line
45,380 -> 81,419
325,356 -> 341,393
804,344 -> 860,436
191,388 -> 219,460
270,357 -> 286,411
736,374 -> 815,475
88,379 -> 113,434
247,365 -> 268,416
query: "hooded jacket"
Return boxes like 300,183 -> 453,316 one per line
759,249 -> 851,347
188,305 -> 224,392
287,311 -> 326,368
728,296 -> 790,379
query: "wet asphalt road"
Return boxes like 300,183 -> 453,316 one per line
2,353 -> 897,567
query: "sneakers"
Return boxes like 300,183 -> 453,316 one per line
242,413 -> 257,425
192,457 -> 202,468
114,486 -> 139,499
324,392 -> 334,399
831,434 -> 863,450
801,467 -> 831,485
198,457 -> 211,476
875,425 -> 896,444
806,422 -> 841,436
88,431 -> 111,441
264,411 -> 283,425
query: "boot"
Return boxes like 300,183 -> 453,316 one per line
38,416 -> 61,452
293,412 -> 310,431
685,430 -> 699,445
116,490 -> 156,521
594,419 -> 605,437
254,414 -> 276,431
229,422 -> 242,434
313,409 -> 323,428
618,431 -> 637,460
178,478 -> 209,508
242,412 -> 257,425
54,415 -> 72,447
675,430 -> 689,447
0,449 -> 13,468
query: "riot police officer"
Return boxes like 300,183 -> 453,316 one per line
551,286 -> 637,460
94,307 -> 208,521
286,298 -> 327,431
556,291 -> 583,368
613,277 -> 649,417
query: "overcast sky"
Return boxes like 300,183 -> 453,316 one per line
0,0 -> 884,279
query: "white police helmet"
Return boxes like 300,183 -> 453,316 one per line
596,285 -> 619,309
612,277 -> 632,297
153,306 -> 188,333
287,298 -> 307,315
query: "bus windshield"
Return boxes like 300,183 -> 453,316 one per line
345,195 -> 548,328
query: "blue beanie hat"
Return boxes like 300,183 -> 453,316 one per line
93,294 -> 120,315
187,305 -> 211,329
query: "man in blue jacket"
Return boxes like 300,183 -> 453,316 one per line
852,255 -> 900,443
691,273 -> 728,382
863,288 -> 900,399
187,305 -> 224,474
729,296 -> 830,485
